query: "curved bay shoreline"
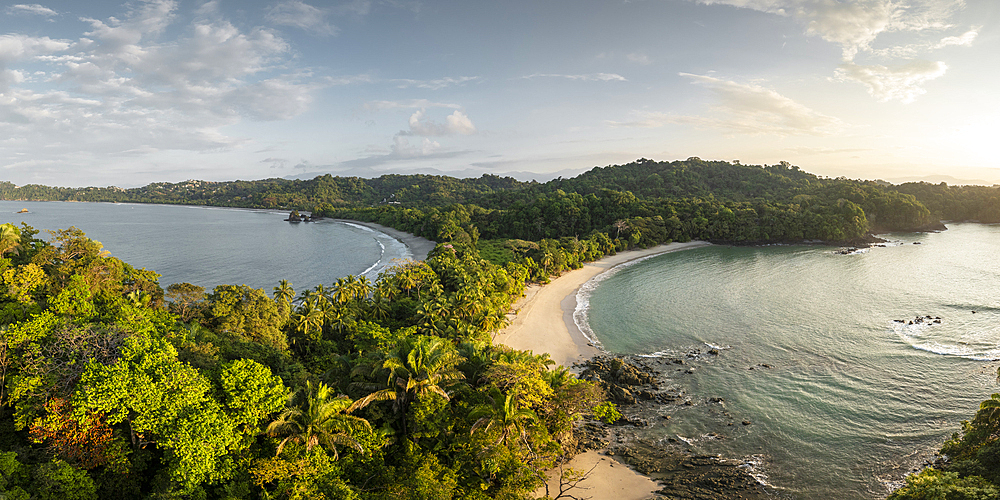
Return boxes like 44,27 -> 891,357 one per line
328,219 -> 437,262
493,241 -> 779,500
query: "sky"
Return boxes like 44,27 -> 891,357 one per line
1,0 -> 998,188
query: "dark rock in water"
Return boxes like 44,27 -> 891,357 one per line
638,389 -> 657,401
609,441 -> 778,499
742,420 -> 752,426
609,385 -> 637,405
579,356 -> 660,406
576,353 -> 780,499
709,349 -> 720,355
914,242 -> 921,245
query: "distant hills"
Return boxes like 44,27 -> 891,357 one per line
3,158 -> 999,233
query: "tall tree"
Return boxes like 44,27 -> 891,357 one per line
354,336 -> 466,425
0,223 -> 22,257
266,381 -> 371,459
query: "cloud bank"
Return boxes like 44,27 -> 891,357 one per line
0,0 -> 330,183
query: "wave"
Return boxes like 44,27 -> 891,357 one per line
573,251 -> 676,350
738,455 -> 776,488
358,238 -> 385,277
339,222 -> 412,280
892,321 -> 1000,360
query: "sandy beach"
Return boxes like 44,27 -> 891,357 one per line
332,219 -> 438,261
496,240 -> 712,368
495,240 -> 712,500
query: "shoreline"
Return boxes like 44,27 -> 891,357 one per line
495,240 -> 712,500
496,240 -> 712,368
328,219 -> 437,262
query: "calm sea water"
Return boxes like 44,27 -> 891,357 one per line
582,223 -> 1000,498
0,201 -> 413,292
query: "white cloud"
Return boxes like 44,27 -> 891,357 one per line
0,34 -> 71,64
523,73 -> 627,82
628,73 -> 842,135
691,0 -> 967,61
835,60 -> 947,103
873,26 -> 979,58
392,136 -> 441,158
365,99 -> 461,111
934,27 -> 978,49
0,0 -> 327,182
0,35 -> 71,90
406,109 -> 476,136
392,76 -> 481,90
7,4 -> 58,16
266,1 -> 337,36
445,111 -> 476,135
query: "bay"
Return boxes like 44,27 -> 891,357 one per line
581,223 -> 1000,498
0,201 -> 413,292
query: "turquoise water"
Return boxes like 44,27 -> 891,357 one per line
0,201 -> 413,291
583,223 -> 1000,498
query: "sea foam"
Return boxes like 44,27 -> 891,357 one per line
573,251 -> 674,352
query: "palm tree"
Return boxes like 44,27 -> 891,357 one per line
353,336 -> 466,426
613,219 -> 629,239
415,297 -> 450,336
318,299 -> 349,334
0,223 -> 21,257
368,294 -> 391,322
292,299 -> 324,341
457,341 -> 494,383
470,390 -> 539,452
332,275 -> 373,309
273,280 -> 294,304
266,381 -> 371,459
295,288 -> 315,305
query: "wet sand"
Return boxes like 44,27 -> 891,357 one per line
496,241 -> 712,500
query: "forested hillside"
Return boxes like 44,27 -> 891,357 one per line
4,159 -> 1000,498
0,174 -> 531,210
2,158 -> 957,283
0,221 -> 613,499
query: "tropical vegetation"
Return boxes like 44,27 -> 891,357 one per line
0,222 -> 602,499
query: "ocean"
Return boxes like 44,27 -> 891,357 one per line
1,201 -> 412,292
579,223 -> 1000,498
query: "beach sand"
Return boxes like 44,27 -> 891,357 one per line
333,219 -> 437,261
495,240 -> 712,500
496,241 -> 712,367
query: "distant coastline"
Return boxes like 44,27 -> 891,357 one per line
329,219 -> 437,262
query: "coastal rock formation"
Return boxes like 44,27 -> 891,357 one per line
576,352 -> 779,499
578,356 -> 658,404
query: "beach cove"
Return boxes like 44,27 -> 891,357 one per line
496,241 -> 713,500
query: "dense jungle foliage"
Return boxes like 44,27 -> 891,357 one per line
0,222 -> 606,499
888,373 -> 1000,500
5,158 -> 1000,498
4,158 -> 973,243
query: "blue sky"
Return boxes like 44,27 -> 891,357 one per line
1,0 -> 998,187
